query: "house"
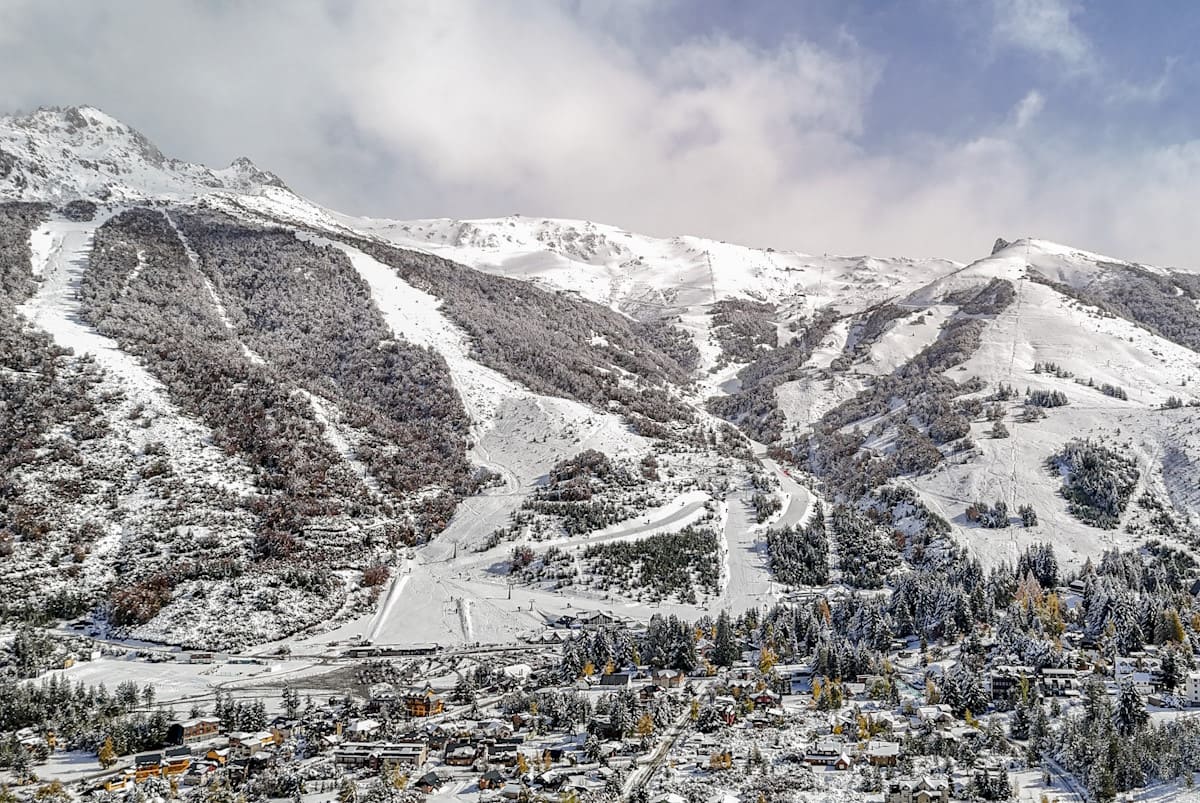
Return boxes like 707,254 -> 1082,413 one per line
498,781 -> 525,799
488,738 -> 524,766
478,769 -> 506,790
475,719 -> 513,739
598,673 -> 633,688
100,771 -> 134,793
577,610 -> 618,629
183,762 -> 218,788
863,740 -> 901,767
776,663 -> 815,695
368,683 -> 396,703
864,710 -> 906,734
414,771 -> 445,794
205,747 -> 230,766
530,629 -> 566,644
162,747 -> 192,777
639,684 -> 663,704
985,665 -> 1033,702
168,717 -> 221,745
345,718 -> 382,741
803,740 -> 853,770
587,715 -> 622,741
1040,667 -> 1081,696
134,753 -> 163,782
502,663 -> 532,682
444,740 -> 481,767
1115,655 -> 1163,685
1126,671 -> 1160,695
228,730 -> 279,759
885,776 -> 950,803
652,669 -> 685,689
752,689 -> 781,708
404,688 -> 445,717
915,705 -> 954,727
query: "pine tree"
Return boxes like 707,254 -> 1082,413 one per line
1161,647 -> 1183,692
713,610 -> 738,667
1114,679 -> 1148,736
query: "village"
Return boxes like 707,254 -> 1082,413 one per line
4,575 -> 1200,803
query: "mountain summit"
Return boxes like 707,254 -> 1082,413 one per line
0,105 -> 287,203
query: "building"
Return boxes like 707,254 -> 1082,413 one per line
885,777 -> 950,803
134,753 -> 163,783
414,771 -> 447,794
168,717 -> 221,745
775,664 -> 815,695
598,673 -> 633,688
404,688 -> 445,718
577,610 -> 618,629
444,740 -> 482,767
1040,667 -> 1081,696
1183,671 -> 1200,706
334,742 -> 429,770
162,747 -> 192,778
863,740 -> 901,767
1115,655 -> 1162,684
345,718 -> 382,741
479,769 -> 506,790
803,740 -> 853,770
205,747 -> 230,766
985,665 -> 1033,702
100,771 -> 134,793
914,705 -> 954,727
652,669 -> 685,689
227,731 -> 279,759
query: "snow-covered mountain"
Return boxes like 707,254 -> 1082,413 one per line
0,106 -> 286,203
3,106 -> 1200,650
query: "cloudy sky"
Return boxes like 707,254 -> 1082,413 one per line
2,0 -> 1197,264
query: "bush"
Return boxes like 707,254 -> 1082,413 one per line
361,565 -> 390,588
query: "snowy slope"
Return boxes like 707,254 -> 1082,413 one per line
336,214 -> 963,376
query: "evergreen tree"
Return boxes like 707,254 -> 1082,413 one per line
1114,679 -> 1148,736
713,610 -> 738,667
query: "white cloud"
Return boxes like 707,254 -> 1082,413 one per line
991,0 -> 1095,73
1011,89 -> 1045,129
0,0 -> 1199,268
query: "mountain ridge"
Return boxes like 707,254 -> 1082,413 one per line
3,105 -> 1200,651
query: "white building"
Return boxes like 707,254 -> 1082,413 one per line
1183,671 -> 1200,706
